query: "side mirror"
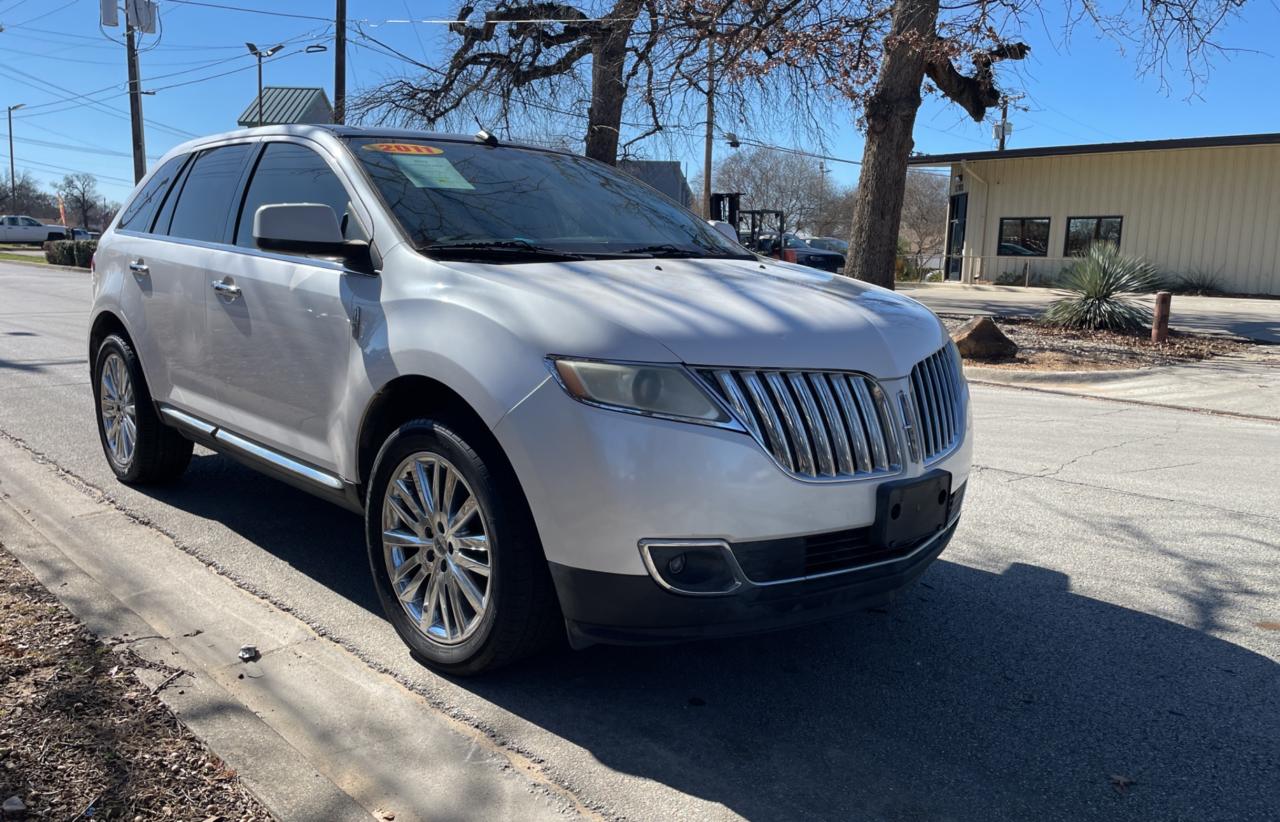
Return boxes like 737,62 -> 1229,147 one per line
708,219 -> 741,246
254,203 -> 374,273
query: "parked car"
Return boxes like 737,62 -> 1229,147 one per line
807,236 -> 849,255
0,215 -> 68,243
88,126 -> 971,674
71,228 -> 100,241
759,233 -> 845,273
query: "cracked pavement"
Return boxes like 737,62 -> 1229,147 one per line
1,262 -> 1277,820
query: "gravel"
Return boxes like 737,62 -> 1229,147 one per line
0,545 -> 272,821
940,314 -> 1252,370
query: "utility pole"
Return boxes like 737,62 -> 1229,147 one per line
334,0 -> 347,124
997,99 -> 1008,152
125,25 -> 147,183
702,30 -> 714,219
7,104 -> 24,205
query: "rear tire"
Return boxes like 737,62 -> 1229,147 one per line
92,334 -> 192,484
365,418 -> 560,675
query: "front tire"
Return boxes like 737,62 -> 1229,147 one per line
365,419 -> 560,675
92,334 -> 192,484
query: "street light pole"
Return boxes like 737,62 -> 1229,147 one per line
6,103 -> 23,205
245,43 -> 284,127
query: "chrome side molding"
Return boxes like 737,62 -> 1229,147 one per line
157,404 -> 344,491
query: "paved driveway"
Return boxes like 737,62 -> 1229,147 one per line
2,262 -> 1277,820
900,282 -> 1280,343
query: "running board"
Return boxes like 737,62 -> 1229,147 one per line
158,405 -> 360,511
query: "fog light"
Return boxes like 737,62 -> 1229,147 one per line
641,541 -> 741,596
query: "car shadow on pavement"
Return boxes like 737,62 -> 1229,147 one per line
133,453 -> 1278,821
462,559 -> 1278,821
138,452 -> 378,612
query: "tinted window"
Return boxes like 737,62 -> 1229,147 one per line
117,154 -> 187,233
997,217 -> 1050,256
235,142 -> 354,248
347,137 -> 749,260
165,144 -> 251,242
1065,216 -> 1122,256
21,217 -> 39,226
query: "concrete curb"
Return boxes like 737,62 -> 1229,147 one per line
0,257 -> 88,274
0,437 -> 586,822
962,365 -> 1152,385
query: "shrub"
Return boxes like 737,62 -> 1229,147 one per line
1168,269 -> 1224,295
1041,244 -> 1159,332
72,240 -> 96,268
42,239 -> 96,268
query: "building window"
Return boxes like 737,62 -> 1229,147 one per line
997,217 -> 1050,257
1065,216 -> 1123,256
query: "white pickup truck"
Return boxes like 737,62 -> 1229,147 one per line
0,215 -> 69,243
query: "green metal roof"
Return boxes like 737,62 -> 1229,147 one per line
236,86 -> 333,127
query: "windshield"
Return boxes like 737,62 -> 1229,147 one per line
346,137 -> 752,261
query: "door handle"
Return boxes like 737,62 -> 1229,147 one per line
210,279 -> 242,300
128,259 -> 149,275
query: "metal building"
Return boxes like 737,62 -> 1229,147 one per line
909,133 -> 1280,295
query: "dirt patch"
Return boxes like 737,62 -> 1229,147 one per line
0,545 -> 272,821
940,315 -> 1253,371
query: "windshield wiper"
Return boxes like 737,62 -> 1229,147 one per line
419,240 -> 591,262
619,243 -> 703,258
619,243 -> 752,259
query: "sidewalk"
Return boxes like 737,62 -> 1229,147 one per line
901,282 -> 1280,344
965,350 -> 1280,421
0,435 -> 585,822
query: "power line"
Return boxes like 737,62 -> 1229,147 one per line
165,0 -> 329,22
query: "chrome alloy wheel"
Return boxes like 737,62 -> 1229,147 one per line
99,351 -> 137,469
381,452 -> 492,645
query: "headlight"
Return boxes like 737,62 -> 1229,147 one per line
550,358 -> 733,426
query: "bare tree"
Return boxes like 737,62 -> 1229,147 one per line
712,145 -> 828,232
56,173 -> 100,230
899,170 -> 947,271
725,0 -> 1247,287
353,0 -> 654,164
1,171 -> 57,219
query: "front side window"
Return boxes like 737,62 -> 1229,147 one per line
997,217 -> 1050,257
235,142 -> 355,248
1065,216 -> 1122,256
164,144 -> 252,242
21,217 -> 39,226
346,137 -> 750,261
117,154 -> 188,233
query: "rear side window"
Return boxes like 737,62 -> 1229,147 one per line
165,144 -> 252,243
234,142 -> 354,248
117,154 -> 187,233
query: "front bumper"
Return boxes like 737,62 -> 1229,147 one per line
494,375 -> 972,577
553,516 -> 959,647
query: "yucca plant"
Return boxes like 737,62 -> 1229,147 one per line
1042,244 -> 1159,331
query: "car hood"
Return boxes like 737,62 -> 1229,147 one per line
439,255 -> 950,377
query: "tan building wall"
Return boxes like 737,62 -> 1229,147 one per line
947,142 -> 1280,295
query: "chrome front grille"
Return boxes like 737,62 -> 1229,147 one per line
907,344 -> 964,462
699,368 -> 901,480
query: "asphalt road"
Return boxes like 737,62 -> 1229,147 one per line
2,262 -> 1277,821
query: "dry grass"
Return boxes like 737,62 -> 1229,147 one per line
0,545 -> 273,821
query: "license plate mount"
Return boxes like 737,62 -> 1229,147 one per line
873,470 -> 952,550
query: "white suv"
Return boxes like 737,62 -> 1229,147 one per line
89,126 -> 971,674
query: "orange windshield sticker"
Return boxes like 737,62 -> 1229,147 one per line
362,143 -> 444,155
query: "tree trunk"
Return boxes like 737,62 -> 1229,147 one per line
845,0 -> 940,289
584,22 -> 631,164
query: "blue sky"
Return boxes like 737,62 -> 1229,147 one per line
0,0 -> 1276,201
